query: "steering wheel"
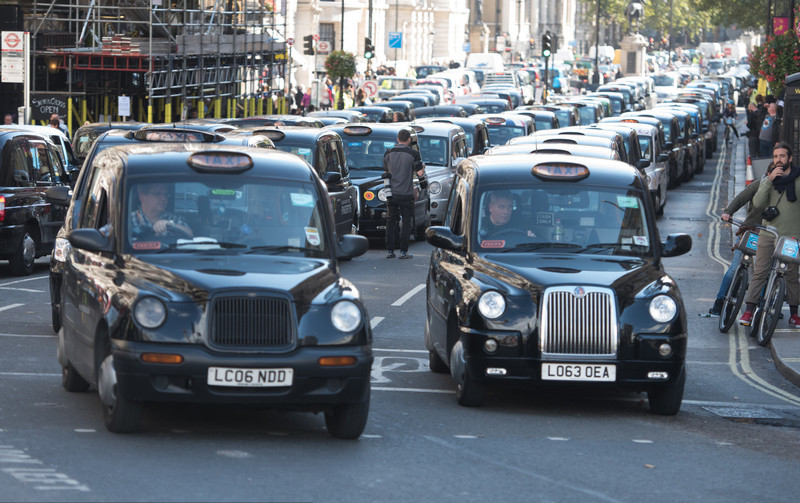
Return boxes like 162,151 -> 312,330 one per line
165,221 -> 193,239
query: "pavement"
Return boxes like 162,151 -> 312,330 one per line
729,136 -> 800,388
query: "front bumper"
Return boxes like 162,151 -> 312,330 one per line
112,339 -> 373,406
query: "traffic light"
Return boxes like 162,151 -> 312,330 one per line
364,37 -> 374,59
529,38 -> 535,51
303,35 -> 314,55
541,32 -> 552,59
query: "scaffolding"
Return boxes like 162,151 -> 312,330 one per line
27,0 -> 291,124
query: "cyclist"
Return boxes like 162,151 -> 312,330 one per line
723,101 -> 739,145
739,143 -> 800,327
709,168 -> 770,315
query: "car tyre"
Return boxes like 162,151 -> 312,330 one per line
62,362 -> 90,392
324,391 -> 370,439
647,366 -> 685,415
450,340 -> 484,407
9,229 -> 36,276
98,353 -> 143,433
51,305 -> 61,334
429,349 -> 449,373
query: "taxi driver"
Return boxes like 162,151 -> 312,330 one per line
130,183 -> 193,239
483,191 -> 535,238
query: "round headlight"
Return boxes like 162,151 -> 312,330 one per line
429,181 -> 442,195
478,291 -> 506,319
649,295 -> 677,323
377,188 -> 388,202
53,237 -> 71,263
331,300 -> 363,332
133,296 -> 167,329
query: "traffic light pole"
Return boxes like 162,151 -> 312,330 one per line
367,0 -> 373,78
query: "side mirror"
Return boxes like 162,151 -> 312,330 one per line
45,185 -> 72,207
337,234 -> 369,260
657,153 -> 669,163
662,233 -> 692,257
636,159 -> 651,170
68,228 -> 113,254
322,171 -> 343,185
426,226 -> 464,251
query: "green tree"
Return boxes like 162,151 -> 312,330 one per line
324,51 -> 356,80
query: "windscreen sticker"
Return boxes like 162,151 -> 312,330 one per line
348,142 -> 363,147
782,239 -> 799,258
579,216 -> 595,226
298,148 -> 311,155
633,236 -> 649,246
536,212 -> 554,225
617,196 -> 639,208
305,227 -> 321,246
481,240 -> 505,248
290,193 -> 315,207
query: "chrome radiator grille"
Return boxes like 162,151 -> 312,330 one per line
539,286 -> 618,357
209,295 -> 294,348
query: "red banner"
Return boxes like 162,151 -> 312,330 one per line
775,17 -> 789,36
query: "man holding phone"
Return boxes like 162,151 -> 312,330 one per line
740,143 -> 800,327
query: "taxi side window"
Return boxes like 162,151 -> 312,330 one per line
333,140 -> 348,178
445,180 -> 465,235
29,141 -> 55,183
78,165 -> 104,229
7,139 -> 34,186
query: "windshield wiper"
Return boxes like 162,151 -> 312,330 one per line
246,245 -> 318,255
500,242 -> 583,253
155,241 -> 247,253
576,243 -> 646,255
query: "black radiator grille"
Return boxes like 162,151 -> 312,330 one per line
209,295 -> 294,348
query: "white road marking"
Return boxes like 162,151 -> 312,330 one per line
74,429 -> 95,433
0,333 -> 54,338
454,435 -> 478,439
0,276 -> 48,286
374,348 -> 427,354
391,284 -> 425,306
547,437 -> 569,441
0,372 -> 60,377
361,434 -> 382,439
370,317 -> 384,329
0,287 -> 44,293
0,304 -> 24,313
632,439 -> 653,444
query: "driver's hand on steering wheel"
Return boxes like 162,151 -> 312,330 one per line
526,230 -> 536,237
154,219 -> 193,237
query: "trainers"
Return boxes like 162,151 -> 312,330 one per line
386,251 -> 396,259
399,251 -> 412,259
739,311 -> 753,326
709,298 -> 724,316
790,315 -> 800,328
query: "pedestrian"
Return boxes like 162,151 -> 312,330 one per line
745,101 -> 762,159
758,102 -> 780,158
294,85 -> 304,113
709,168 -> 770,315
739,143 -> 800,327
3,113 -> 13,125
301,88 -> 311,115
50,112 -> 69,138
321,79 -> 333,110
383,129 -> 426,259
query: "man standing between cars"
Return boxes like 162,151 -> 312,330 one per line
739,143 -> 800,327
384,129 -> 426,259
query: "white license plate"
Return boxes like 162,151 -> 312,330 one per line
207,367 -> 293,387
541,363 -> 616,382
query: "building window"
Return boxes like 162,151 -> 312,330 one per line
320,23 -> 335,51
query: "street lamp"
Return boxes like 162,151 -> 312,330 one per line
339,0 -> 345,110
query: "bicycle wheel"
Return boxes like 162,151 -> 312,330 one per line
719,267 -> 748,333
757,276 -> 785,346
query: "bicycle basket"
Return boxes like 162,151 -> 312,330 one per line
725,117 -> 734,125
736,230 -> 759,255
773,236 -> 800,264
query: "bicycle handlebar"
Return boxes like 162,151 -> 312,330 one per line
724,217 -> 779,237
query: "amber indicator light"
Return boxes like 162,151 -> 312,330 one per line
141,353 -> 184,364
318,356 -> 357,367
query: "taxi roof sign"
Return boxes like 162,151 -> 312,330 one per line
260,129 -> 286,141
532,163 -> 590,181
187,151 -> 254,173
342,126 -> 373,136
483,116 -> 506,125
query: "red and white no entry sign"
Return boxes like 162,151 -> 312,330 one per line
287,37 -> 294,46
361,80 -> 378,98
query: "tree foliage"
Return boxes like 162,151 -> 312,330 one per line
750,24 -> 800,96
324,51 -> 356,80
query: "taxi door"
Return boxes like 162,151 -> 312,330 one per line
319,137 -> 358,236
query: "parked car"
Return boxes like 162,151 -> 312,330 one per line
414,117 -> 491,157
47,144 -> 372,437
71,121 -> 149,164
347,106 -> 395,123
0,129 -> 71,275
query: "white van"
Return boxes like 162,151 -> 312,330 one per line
466,53 -> 505,72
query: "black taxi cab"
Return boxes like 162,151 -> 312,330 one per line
325,124 -> 430,241
72,122 -> 149,164
0,129 -> 71,275
424,154 -> 691,414
48,144 -> 372,438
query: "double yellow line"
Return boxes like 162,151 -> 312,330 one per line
705,142 -> 800,406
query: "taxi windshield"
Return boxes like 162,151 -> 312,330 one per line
418,137 -> 449,166
341,138 -> 397,170
125,177 -> 327,257
485,125 -> 525,146
475,185 -> 651,256
273,144 -> 315,165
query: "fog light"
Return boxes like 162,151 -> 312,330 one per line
658,343 -> 673,357
484,339 -> 498,353
486,367 -> 507,376
431,201 -> 439,209
648,371 -> 669,380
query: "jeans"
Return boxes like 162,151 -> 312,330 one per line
716,249 -> 743,300
759,140 -> 773,159
386,195 -> 413,252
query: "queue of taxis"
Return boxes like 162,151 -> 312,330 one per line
47,144 -> 373,438
424,154 -> 692,414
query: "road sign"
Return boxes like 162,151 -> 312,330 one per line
287,37 -> 294,46
313,34 -> 320,41
317,40 -> 331,54
2,31 -> 25,84
389,32 -> 402,49
361,80 -> 378,98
